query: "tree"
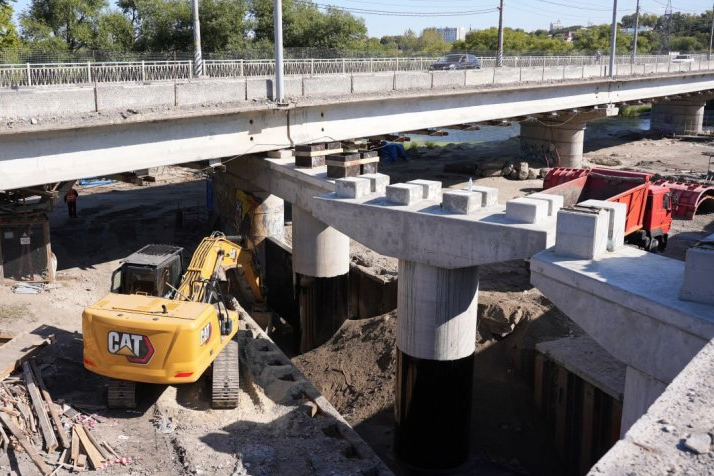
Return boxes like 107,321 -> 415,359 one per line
0,3 -> 20,49
20,0 -> 107,51
419,28 -> 450,54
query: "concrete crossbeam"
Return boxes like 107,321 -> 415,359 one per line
680,233 -> 714,306
310,190 -> 556,269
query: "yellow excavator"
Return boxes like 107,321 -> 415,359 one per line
82,232 -> 264,409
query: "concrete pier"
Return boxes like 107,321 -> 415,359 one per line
394,260 -> 479,468
651,98 -> 706,135
520,108 -> 618,168
292,206 -> 350,352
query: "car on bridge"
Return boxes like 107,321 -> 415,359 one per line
671,54 -> 694,63
429,54 -> 481,71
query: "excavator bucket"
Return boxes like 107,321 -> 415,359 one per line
653,180 -> 714,219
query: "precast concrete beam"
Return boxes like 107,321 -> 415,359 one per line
6,72 -> 714,190
310,179 -> 556,269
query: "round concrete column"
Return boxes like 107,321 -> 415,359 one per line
248,193 -> 285,246
520,120 -> 587,168
293,206 -> 350,352
651,99 -> 705,135
394,259 -> 479,469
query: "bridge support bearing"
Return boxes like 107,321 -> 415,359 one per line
394,259 -> 478,469
520,119 -> 587,168
650,99 -> 705,135
292,206 -> 350,353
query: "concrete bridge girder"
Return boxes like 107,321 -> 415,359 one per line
5,72 -> 714,190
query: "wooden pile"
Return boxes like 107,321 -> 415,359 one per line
0,334 -> 117,474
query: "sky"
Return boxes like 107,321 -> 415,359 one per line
9,0 -> 714,39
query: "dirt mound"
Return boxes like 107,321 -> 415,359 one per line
293,312 -> 396,424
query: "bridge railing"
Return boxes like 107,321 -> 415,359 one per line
0,55 -> 711,87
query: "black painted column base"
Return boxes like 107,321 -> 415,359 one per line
394,348 -> 475,469
297,272 -> 349,353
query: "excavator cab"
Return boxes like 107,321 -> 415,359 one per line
110,244 -> 184,298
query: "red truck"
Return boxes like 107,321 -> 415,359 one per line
543,168 -> 673,251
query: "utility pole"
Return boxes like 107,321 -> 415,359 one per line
274,0 -> 284,103
708,1 -> 714,60
192,0 -> 203,77
609,0 -> 618,78
663,0 -> 673,53
497,0 -> 504,67
631,0 -> 640,64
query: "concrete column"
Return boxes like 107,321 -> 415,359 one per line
520,119 -> 587,168
292,206 -> 350,352
236,190 -> 285,267
621,366 -> 667,437
651,99 -> 705,135
394,259 -> 479,469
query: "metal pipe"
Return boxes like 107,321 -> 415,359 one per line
497,0 -> 504,67
709,1 -> 714,61
631,0 -> 640,64
609,0 -> 618,78
273,0 -> 284,102
192,0 -> 203,77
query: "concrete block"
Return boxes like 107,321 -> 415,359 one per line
442,190 -> 484,215
680,235 -> 714,305
0,87 -> 95,118
360,173 -> 390,194
506,197 -> 548,224
335,177 -> 372,199
527,193 -> 564,217
470,186 -> 498,207
96,83 -> 174,111
431,71 -> 464,88
464,69 -> 492,86
407,179 -> 442,200
394,72 -> 431,90
175,79 -> 247,106
267,149 -> 293,159
386,183 -> 423,205
579,199 -> 626,251
493,68 -> 521,84
246,78 -> 273,101
303,76 -> 351,97
555,207 -> 609,259
351,73 -> 394,94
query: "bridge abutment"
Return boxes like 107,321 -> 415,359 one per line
394,259 -> 478,468
292,206 -> 350,353
650,98 -> 706,135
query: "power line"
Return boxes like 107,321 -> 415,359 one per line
294,1 -> 498,17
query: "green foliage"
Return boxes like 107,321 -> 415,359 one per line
463,27 -> 574,53
620,105 -> 650,117
20,0 -> 108,51
0,4 -> 20,49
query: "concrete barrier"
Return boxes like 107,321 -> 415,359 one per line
493,68 -> 521,84
96,83 -> 175,111
0,87 -> 95,118
246,78 -> 273,101
563,65 -> 584,80
520,69 -> 544,82
431,71 -> 464,88
351,73 -> 394,94
303,75 -> 351,97
465,69 -> 492,86
176,79 -> 247,106
394,72 -> 431,90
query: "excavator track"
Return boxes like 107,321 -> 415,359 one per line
211,339 -> 240,409
107,379 -> 136,409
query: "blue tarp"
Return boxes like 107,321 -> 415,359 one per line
378,142 -> 408,162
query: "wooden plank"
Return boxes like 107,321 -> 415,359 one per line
82,425 -> 110,460
579,381 -> 596,475
43,222 -> 55,283
0,412 -> 53,475
0,422 -> 8,448
75,454 -> 87,469
74,424 -> 105,469
30,361 -> 69,449
23,362 -> 57,453
70,427 -> 80,464
554,366 -> 569,453
0,333 -> 53,381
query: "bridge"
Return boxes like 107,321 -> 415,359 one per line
2,55 -> 714,190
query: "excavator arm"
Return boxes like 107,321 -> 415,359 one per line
175,232 -> 263,304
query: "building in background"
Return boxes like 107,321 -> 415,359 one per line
550,20 -> 563,32
435,27 -> 467,44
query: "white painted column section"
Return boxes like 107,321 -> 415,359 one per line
250,193 -> 285,246
292,205 -> 349,278
520,119 -> 587,168
651,99 -> 706,135
396,259 -> 479,360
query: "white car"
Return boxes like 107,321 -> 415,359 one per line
671,54 -> 694,63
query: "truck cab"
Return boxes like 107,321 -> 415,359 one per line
110,244 -> 184,297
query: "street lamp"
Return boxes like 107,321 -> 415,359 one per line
609,0 -> 618,78
274,0 -> 284,102
192,0 -> 203,77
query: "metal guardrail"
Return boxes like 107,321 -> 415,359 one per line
0,55 -> 710,88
